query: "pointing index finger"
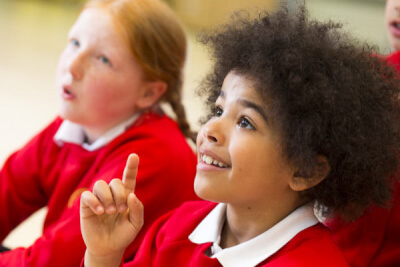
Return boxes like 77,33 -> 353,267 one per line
122,154 -> 139,193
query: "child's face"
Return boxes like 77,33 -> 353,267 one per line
56,7 -> 148,135
195,72 -> 298,209
385,0 -> 400,51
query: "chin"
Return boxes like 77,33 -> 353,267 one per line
194,186 -> 222,203
194,181 -> 213,202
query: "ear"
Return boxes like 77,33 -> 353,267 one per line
289,155 -> 330,192
136,81 -> 167,110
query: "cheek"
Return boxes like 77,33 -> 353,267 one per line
196,128 -> 205,149
80,80 -> 115,112
230,139 -> 281,181
84,74 -> 116,97
229,141 -> 258,171
56,53 -> 68,80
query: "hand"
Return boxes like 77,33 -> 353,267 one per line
80,154 -> 144,267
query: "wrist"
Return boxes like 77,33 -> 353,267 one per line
84,250 -> 124,267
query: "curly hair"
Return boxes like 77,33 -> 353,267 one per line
197,6 -> 400,220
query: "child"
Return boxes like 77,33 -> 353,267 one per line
326,1 -> 400,266
385,0 -> 400,71
80,6 -> 400,267
386,0 -> 400,53
0,0 -> 198,265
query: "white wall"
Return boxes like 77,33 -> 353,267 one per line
307,0 -> 391,54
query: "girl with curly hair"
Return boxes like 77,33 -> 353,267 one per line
79,6 -> 400,267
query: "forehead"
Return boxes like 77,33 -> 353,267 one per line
220,72 -> 264,105
70,7 -> 121,43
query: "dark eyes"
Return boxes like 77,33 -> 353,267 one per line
99,56 -> 111,65
238,117 -> 254,129
214,106 -> 223,117
213,106 -> 255,130
71,39 -> 80,47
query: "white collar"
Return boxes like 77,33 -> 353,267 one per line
53,113 -> 140,151
189,202 -> 318,267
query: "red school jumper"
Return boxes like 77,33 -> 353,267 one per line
0,112 -> 198,266
327,51 -> 400,267
114,201 -> 348,267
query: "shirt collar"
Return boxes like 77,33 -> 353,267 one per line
53,113 -> 140,151
189,202 -> 318,267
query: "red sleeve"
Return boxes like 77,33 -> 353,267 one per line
121,201 -> 215,267
327,180 -> 400,266
125,210 -> 174,267
0,117 -> 62,242
0,115 -> 198,266
387,51 -> 400,72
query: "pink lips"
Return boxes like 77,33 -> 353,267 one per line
389,22 -> 400,37
197,160 -> 225,171
62,85 -> 75,100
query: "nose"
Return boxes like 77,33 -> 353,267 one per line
202,118 -> 225,145
68,52 -> 85,80
394,2 -> 400,13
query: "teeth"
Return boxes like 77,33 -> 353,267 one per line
201,154 -> 228,168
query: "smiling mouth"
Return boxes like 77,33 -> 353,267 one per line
200,154 -> 229,168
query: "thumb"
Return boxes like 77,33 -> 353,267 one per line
127,192 -> 144,236
122,154 -> 139,193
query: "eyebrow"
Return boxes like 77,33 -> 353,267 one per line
238,98 -> 269,123
219,90 -> 269,123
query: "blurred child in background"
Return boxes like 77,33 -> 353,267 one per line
0,0 -> 198,265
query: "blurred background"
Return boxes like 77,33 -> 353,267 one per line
0,0 -> 390,249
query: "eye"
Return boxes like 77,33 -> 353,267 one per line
237,116 -> 255,130
71,39 -> 80,47
214,106 -> 223,117
99,56 -> 111,66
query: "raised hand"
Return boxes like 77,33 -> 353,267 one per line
80,154 -> 144,267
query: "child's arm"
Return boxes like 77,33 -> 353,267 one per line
80,154 -> 144,267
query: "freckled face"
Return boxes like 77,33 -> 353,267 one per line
56,7 -> 148,136
195,72 -> 297,209
385,0 -> 400,51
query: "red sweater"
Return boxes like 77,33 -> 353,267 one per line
117,201 -> 347,267
328,181 -> 400,267
327,51 -> 400,267
0,112 -> 198,266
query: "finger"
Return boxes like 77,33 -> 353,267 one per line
109,178 -> 128,213
127,193 -> 144,233
80,191 -> 104,216
122,154 -> 139,193
93,180 -> 116,214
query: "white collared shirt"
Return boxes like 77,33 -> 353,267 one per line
53,113 -> 140,151
189,202 -> 318,267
